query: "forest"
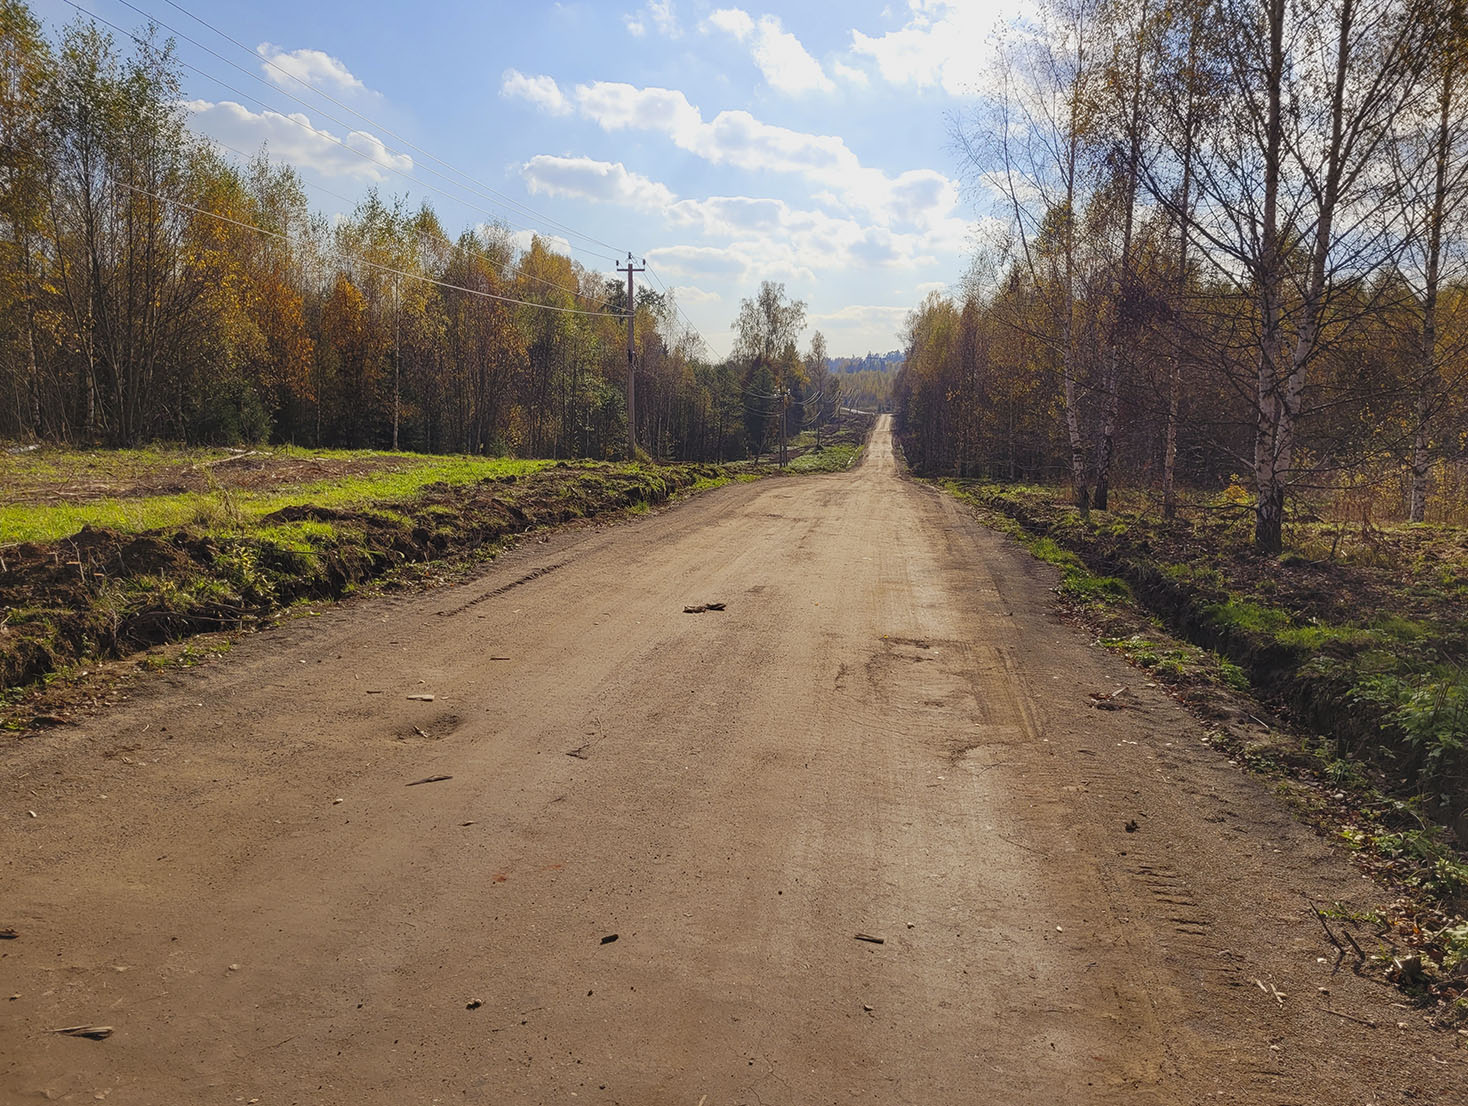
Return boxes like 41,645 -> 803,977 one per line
894,0 -> 1468,551
0,1 -> 841,466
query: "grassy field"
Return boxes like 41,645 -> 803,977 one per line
1,446 -> 730,702
781,413 -> 872,473
2,446 -> 555,544
786,443 -> 863,473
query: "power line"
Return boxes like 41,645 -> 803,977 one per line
206,133 -> 611,308
62,0 -> 624,267
114,0 -> 624,260
55,1 -> 730,352
120,177 -> 627,318
644,263 -> 716,358
152,0 -> 629,257
617,252 -> 645,456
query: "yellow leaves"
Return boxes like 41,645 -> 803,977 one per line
1223,476 -> 1253,505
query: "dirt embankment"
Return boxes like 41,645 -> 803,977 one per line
0,463 -> 722,694
952,486 -> 1468,823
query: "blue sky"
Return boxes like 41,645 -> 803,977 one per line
34,1 -> 1022,358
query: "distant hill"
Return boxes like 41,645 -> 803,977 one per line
820,352 -> 902,413
828,351 -> 904,375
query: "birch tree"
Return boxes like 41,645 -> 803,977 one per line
964,0 -> 1103,514
1182,0 -> 1431,551
1400,0 -> 1468,520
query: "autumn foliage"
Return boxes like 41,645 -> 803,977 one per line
0,2 -> 748,461
899,0 -> 1468,539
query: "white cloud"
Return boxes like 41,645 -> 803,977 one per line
842,166 -> 960,233
569,81 -> 704,140
707,8 -> 754,39
521,155 -> 677,211
503,76 -> 970,254
653,240 -> 817,287
509,228 -> 573,256
810,303 -> 912,347
674,286 -> 723,306
626,0 -> 680,37
706,9 -> 833,95
501,69 -> 572,115
748,16 -> 835,95
661,189 -> 941,277
560,79 -> 965,234
850,0 -> 1016,96
832,60 -> 869,86
646,244 -> 749,279
185,100 -> 412,182
257,43 -> 369,96
668,195 -> 789,235
568,80 -> 853,179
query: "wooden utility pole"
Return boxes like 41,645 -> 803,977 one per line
616,253 -> 645,457
779,387 -> 789,468
392,273 -> 401,450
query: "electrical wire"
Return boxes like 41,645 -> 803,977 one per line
119,177 -> 627,318
152,0 -> 628,257
59,2 -> 736,353
114,0 -> 626,261
206,133 -> 611,308
61,0 -> 624,268
644,263 -> 715,357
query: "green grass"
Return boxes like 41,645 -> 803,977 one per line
3,454 -> 726,704
1274,623 -> 1378,651
787,444 -> 863,473
1,454 -> 552,543
1202,597 -> 1293,637
1028,536 -> 1081,568
687,471 -> 733,493
3,442 -> 240,487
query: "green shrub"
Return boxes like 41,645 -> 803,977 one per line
1204,598 -> 1292,636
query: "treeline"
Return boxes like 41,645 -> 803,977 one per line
829,351 -> 901,373
896,0 -> 1468,548
0,2 -> 790,462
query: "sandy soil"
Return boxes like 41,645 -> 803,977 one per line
1,416 -> 1461,1104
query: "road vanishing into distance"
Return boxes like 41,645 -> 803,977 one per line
2,417 -> 1460,1104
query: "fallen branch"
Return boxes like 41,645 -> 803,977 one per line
1303,894 -> 1365,965
1342,927 -> 1368,964
1304,894 -> 1347,969
1322,1007 -> 1377,1028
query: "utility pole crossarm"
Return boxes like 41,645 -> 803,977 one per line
616,253 -> 646,458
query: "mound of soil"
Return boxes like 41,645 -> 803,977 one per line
0,463 -> 722,692
2,451 -> 410,506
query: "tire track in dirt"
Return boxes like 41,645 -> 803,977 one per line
1,417 -> 1459,1104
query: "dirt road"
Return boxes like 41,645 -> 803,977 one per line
2,416 -> 1460,1104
